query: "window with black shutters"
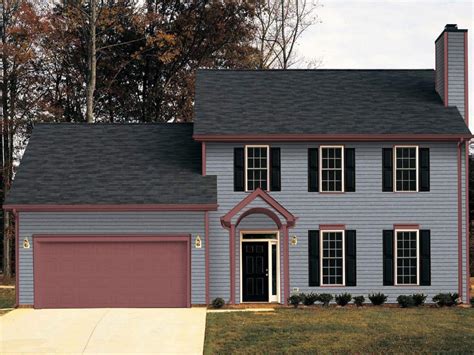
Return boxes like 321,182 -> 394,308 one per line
245,145 -> 269,191
320,146 -> 344,192
394,146 -> 418,192
395,230 -> 419,285
321,230 -> 345,285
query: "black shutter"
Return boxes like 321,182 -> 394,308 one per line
419,148 -> 430,192
383,230 -> 394,285
345,230 -> 357,286
419,229 -> 431,286
308,230 -> 320,286
270,147 -> 281,191
345,148 -> 356,192
234,148 -> 245,191
382,148 -> 394,192
308,148 -> 319,192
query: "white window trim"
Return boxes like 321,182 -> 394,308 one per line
319,145 -> 345,193
320,230 -> 346,286
244,145 -> 270,192
393,145 -> 419,193
394,229 -> 420,286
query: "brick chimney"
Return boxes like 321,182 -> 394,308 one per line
435,24 -> 469,123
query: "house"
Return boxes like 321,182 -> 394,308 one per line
4,24 -> 471,308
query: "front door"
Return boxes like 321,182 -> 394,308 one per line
242,241 -> 269,302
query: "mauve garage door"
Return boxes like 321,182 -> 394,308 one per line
34,236 -> 190,308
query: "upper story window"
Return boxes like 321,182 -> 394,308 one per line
395,229 -> 419,285
321,230 -> 345,286
320,146 -> 344,192
394,146 -> 418,192
245,145 -> 269,191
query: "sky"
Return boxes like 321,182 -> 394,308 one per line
297,0 -> 474,129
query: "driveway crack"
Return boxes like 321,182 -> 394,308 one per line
82,309 -> 109,354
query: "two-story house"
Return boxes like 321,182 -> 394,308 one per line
4,24 -> 471,308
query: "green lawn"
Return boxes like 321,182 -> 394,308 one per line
205,307 -> 474,354
0,288 -> 15,315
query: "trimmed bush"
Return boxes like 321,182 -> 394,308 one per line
397,295 -> 415,308
211,297 -> 225,309
288,294 -> 302,308
335,293 -> 352,307
412,293 -> 427,307
432,293 -> 458,307
368,293 -> 387,306
353,295 -> 365,307
302,292 -> 319,306
318,293 -> 333,307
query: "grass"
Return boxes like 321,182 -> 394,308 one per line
0,288 -> 15,315
205,307 -> 474,354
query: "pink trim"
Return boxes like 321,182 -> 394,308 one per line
236,208 -> 283,229
202,142 -> 206,176
220,188 -> 296,228
33,234 -> 191,308
465,32 -> 469,125
205,211 -> 210,304
15,210 -> 19,307
3,204 -> 218,212
283,225 -> 290,305
457,140 -> 462,297
193,134 -> 472,143
319,224 -> 346,231
229,225 -> 235,304
393,224 -> 420,230
444,33 -> 449,107
465,141 -> 470,301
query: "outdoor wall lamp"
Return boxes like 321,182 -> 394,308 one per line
195,235 -> 202,249
291,235 -> 297,246
23,237 -> 30,249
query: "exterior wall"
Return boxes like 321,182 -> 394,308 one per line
447,31 -> 466,119
18,212 -> 206,305
206,142 -> 469,303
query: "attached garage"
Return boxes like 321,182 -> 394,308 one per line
33,235 -> 191,308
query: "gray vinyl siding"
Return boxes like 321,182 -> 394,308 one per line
435,35 -> 445,100
206,142 -> 469,303
18,212 -> 206,305
447,31 -> 466,119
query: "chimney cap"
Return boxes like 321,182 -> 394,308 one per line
445,24 -> 458,30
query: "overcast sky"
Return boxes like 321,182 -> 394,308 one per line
298,0 -> 473,129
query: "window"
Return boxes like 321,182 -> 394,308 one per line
394,146 -> 418,192
320,230 -> 345,285
245,145 -> 269,191
395,230 -> 419,285
320,146 -> 344,192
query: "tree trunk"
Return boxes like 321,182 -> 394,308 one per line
85,0 -> 96,123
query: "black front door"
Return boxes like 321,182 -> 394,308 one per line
242,242 -> 268,302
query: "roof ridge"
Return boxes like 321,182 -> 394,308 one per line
197,68 -> 434,72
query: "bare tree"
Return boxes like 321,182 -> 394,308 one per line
85,0 -> 96,123
254,0 -> 321,69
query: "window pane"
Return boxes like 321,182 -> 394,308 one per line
321,231 -> 344,285
396,231 -> 418,285
395,147 -> 417,192
246,146 -> 268,191
321,147 -> 343,192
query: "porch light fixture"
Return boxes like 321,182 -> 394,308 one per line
195,235 -> 202,249
23,237 -> 30,249
291,235 -> 297,246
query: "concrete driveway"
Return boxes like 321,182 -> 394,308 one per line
0,308 -> 207,354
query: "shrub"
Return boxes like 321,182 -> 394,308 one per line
432,293 -> 458,307
318,293 -> 333,307
368,293 -> 387,306
353,295 -> 365,307
288,294 -> 302,308
412,293 -> 427,307
302,292 -> 319,306
211,297 -> 225,309
397,295 -> 415,308
335,293 -> 352,307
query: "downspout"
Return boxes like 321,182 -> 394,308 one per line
465,140 -> 471,301
205,211 -> 209,305
457,138 -> 465,301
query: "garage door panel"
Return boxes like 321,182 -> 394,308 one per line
34,236 -> 190,308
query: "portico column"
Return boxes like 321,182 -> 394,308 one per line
229,224 -> 235,304
283,224 -> 290,305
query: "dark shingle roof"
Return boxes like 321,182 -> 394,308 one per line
194,69 -> 471,136
5,123 -> 216,205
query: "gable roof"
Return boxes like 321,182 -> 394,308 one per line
193,69 -> 471,138
5,123 -> 217,207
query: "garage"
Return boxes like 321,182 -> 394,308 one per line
33,235 -> 190,308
